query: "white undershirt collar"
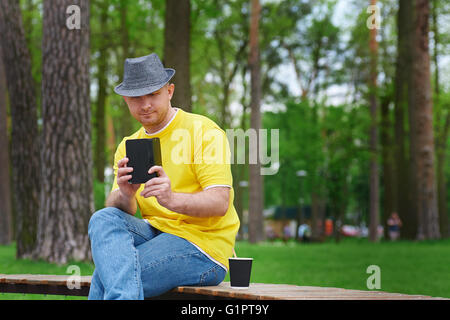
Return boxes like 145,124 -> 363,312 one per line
144,108 -> 179,136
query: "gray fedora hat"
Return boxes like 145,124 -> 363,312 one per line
114,53 -> 175,97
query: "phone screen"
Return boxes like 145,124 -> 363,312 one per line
125,138 -> 162,184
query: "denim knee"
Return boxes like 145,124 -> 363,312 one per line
200,265 -> 227,286
88,207 -> 123,238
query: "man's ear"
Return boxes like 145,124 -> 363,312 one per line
167,83 -> 175,100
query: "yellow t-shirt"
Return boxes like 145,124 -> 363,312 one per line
111,108 -> 240,269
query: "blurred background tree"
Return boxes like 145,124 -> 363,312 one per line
0,0 -> 449,262
0,0 -> 40,258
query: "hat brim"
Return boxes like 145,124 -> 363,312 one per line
114,68 -> 175,97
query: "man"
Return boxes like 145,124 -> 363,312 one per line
88,53 -> 240,300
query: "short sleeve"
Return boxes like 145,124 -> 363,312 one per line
193,126 -> 233,190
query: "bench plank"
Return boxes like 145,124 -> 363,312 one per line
0,274 -> 92,286
0,274 -> 447,300
175,282 -> 445,300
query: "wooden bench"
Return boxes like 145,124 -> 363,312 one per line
0,274 -> 446,300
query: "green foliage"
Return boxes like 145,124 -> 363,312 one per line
11,0 -> 450,235
93,179 -> 107,211
263,100 -> 321,207
190,0 -> 250,125
263,98 -> 370,224
90,0 -> 164,145
20,0 -> 43,119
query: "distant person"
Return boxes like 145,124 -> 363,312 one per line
324,219 -> 333,237
387,212 -> 402,241
265,224 -> 277,242
298,224 -> 311,243
283,224 -> 292,243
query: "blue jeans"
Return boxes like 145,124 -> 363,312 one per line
88,207 -> 226,300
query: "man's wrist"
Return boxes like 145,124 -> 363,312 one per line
118,189 -> 138,215
119,189 -> 135,203
165,192 -> 184,213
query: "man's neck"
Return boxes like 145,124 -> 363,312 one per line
144,106 -> 177,135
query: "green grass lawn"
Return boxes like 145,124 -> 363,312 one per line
1,238 -> 449,299
231,238 -> 450,299
0,244 -> 94,300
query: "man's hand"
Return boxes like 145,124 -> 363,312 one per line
104,157 -> 140,215
139,166 -> 230,217
140,166 -> 173,208
116,157 -> 141,198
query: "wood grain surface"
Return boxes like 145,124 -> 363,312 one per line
0,274 -> 447,300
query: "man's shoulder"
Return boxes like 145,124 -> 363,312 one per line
180,110 -> 223,131
125,128 -> 144,139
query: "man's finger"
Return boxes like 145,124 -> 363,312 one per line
141,184 -> 165,193
117,157 -> 129,168
148,165 -> 166,177
118,175 -> 132,184
144,176 -> 167,187
141,191 -> 158,199
140,186 -> 164,198
140,185 -> 165,198
117,167 -> 133,177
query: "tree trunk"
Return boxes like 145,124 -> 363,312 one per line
368,0 -> 379,242
436,142 -> 449,237
410,0 -> 440,240
432,0 -> 449,238
431,0 -> 439,101
311,192 -> 325,241
233,66 -> 249,240
94,0 -> 108,183
394,0 -> 415,239
380,94 -> 396,240
106,111 -> 117,160
117,0 -> 135,137
248,0 -> 264,243
0,0 -> 40,257
0,47 -> 13,245
164,0 -> 191,112
35,0 -> 93,263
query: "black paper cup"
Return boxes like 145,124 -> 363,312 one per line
229,258 -> 253,289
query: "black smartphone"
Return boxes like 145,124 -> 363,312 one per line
125,138 -> 162,184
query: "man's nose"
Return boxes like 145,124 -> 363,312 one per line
141,103 -> 151,111
141,96 -> 152,110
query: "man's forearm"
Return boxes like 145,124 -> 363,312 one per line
165,188 -> 229,218
105,189 -> 137,215
139,166 -> 230,218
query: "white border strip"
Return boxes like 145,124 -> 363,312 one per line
203,184 -> 232,190
189,241 -> 228,272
